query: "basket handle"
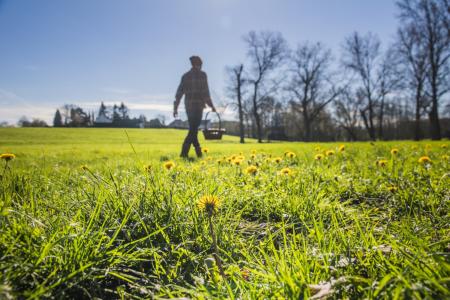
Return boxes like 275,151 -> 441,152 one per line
203,111 -> 222,130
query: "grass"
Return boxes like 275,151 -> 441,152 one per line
0,128 -> 449,299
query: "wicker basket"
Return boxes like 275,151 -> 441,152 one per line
202,111 -> 226,140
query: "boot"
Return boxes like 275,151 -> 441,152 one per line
194,146 -> 202,158
180,143 -> 191,158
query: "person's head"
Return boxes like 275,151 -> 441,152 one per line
189,55 -> 202,69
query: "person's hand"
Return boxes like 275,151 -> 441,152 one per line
173,110 -> 178,118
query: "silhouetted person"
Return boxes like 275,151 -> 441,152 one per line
174,56 -> 216,158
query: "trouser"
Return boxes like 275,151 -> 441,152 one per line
181,108 -> 203,157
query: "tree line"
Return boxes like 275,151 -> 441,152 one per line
51,102 -> 166,128
225,0 -> 449,142
52,104 -> 95,127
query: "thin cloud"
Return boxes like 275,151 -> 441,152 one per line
101,87 -> 136,94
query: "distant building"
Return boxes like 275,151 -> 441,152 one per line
94,102 -> 113,126
95,112 -> 113,125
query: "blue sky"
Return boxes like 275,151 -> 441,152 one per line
0,0 -> 399,124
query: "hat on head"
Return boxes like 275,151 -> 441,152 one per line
189,55 -> 203,66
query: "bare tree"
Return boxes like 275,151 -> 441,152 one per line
397,0 -> 450,139
60,104 -> 77,125
397,22 -> 429,140
334,88 -> 362,141
376,47 -> 403,138
259,95 -> 278,140
287,42 -> 340,141
244,31 -> 288,143
118,102 -> 129,120
342,32 -> 397,140
156,114 -> 166,126
342,32 -> 381,140
225,64 -> 246,143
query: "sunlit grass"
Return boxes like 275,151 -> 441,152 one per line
0,128 -> 449,299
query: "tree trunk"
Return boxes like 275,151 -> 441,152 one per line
378,97 -> 384,140
255,113 -> 262,143
427,21 -> 441,140
344,127 -> 357,141
236,66 -> 245,143
429,101 -> 441,140
361,109 -> 376,141
303,112 -> 311,142
367,100 -> 376,141
414,83 -> 422,141
252,82 -> 262,143
429,71 -> 441,140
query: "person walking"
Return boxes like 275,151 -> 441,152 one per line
174,55 -> 216,158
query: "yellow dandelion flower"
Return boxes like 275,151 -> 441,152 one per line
315,147 -> 321,152
387,185 -> 397,193
217,159 -> 223,164
241,268 -> 250,281
376,159 -> 388,167
441,144 -> 448,149
251,149 -> 257,154
280,167 -> 293,176
250,154 -> 256,160
226,156 -> 233,163
163,161 -> 175,170
326,150 -> 335,156
391,148 -> 399,155
441,155 -> 449,161
245,165 -> 258,175
0,153 -> 15,161
197,195 -> 221,214
418,156 -> 431,164
202,147 -> 209,153
425,144 -> 432,149
233,159 -> 243,166
273,157 -> 282,163
239,152 -> 244,156
81,165 -> 90,171
339,145 -> 345,152
237,155 -> 245,161
286,152 -> 296,158
315,154 -> 324,160
231,155 -> 237,160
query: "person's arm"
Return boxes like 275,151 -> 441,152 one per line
203,73 -> 216,112
174,76 -> 184,118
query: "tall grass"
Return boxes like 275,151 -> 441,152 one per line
0,128 -> 449,299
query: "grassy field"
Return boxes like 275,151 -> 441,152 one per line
0,128 -> 449,299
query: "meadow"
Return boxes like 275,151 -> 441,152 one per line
0,128 -> 449,299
